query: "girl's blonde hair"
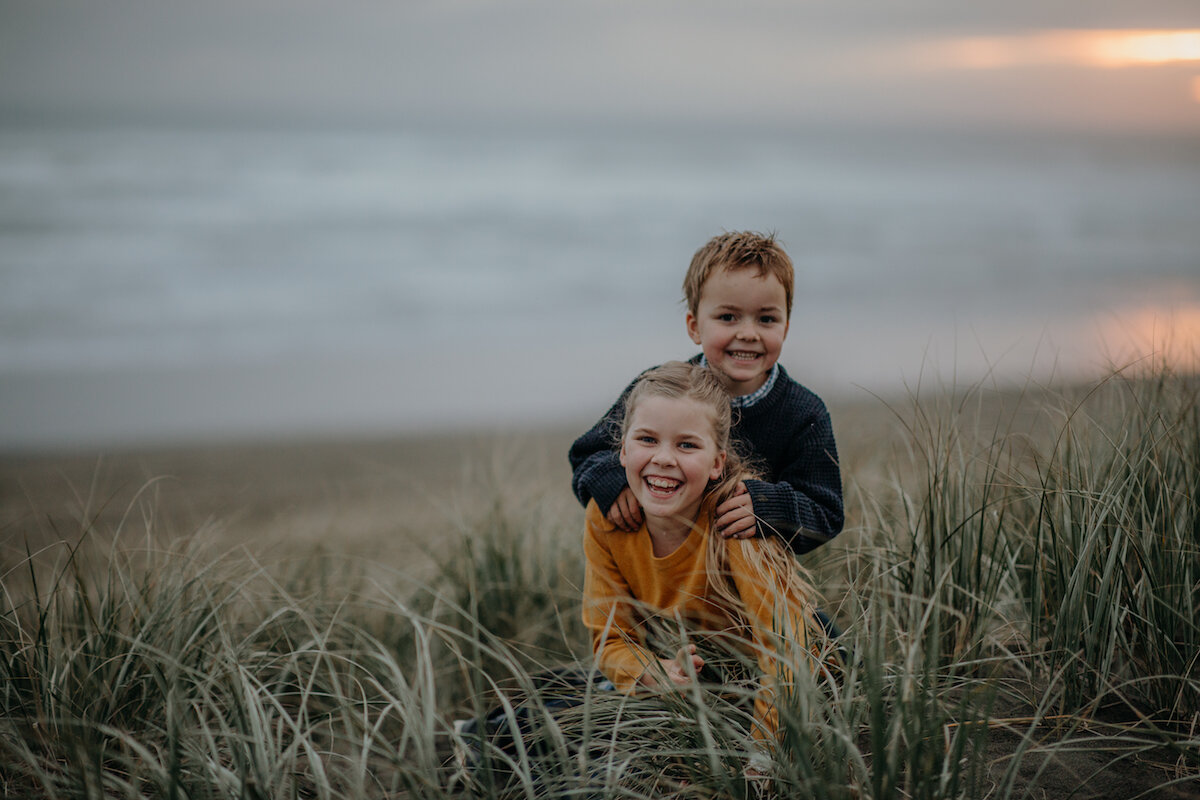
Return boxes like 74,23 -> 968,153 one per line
621,362 -> 820,637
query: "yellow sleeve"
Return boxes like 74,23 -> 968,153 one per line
581,501 -> 657,690
724,538 -> 812,739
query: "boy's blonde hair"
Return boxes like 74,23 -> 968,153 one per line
682,231 -> 795,319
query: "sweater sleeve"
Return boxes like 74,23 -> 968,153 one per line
568,377 -> 638,514
743,408 -> 844,555
581,502 -> 656,689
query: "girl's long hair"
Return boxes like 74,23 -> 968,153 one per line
620,362 -> 820,636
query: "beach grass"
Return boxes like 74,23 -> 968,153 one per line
1,363 -> 1197,798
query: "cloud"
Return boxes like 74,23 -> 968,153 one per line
2,0 -> 1198,131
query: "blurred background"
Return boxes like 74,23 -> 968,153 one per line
1,0 -> 1198,451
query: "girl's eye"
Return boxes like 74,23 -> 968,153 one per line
679,441 -> 699,450
637,435 -> 656,444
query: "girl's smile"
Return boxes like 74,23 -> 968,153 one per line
620,395 -> 726,538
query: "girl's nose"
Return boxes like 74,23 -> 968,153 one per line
651,448 -> 675,465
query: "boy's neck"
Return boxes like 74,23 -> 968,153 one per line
697,355 -> 779,404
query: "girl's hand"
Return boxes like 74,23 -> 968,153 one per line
606,487 -> 643,532
744,751 -> 774,780
644,644 -> 705,688
715,482 -> 756,539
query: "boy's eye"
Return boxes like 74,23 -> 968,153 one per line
716,313 -> 736,322
759,315 -> 778,325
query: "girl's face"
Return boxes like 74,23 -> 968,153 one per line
620,394 -> 726,528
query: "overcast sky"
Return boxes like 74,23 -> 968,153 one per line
2,0 -> 1199,133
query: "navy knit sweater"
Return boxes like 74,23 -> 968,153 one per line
568,358 -> 844,555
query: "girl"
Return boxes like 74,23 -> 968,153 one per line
582,361 -> 823,747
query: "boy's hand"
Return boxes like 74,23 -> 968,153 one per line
606,487 -> 643,532
715,482 -> 757,539
644,644 -> 705,688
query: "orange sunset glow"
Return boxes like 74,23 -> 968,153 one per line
931,29 -> 1200,71
1095,305 -> 1200,376
1088,30 -> 1200,66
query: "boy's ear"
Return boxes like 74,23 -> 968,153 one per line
685,311 -> 702,345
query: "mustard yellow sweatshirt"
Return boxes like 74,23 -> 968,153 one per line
581,499 -> 812,737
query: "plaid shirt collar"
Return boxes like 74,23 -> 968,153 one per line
698,357 -> 779,408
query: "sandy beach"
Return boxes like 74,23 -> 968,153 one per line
1,378 -> 1052,565
0,394 -> 908,576
0,425 -> 581,577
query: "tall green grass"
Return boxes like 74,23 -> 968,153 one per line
874,382 -> 1025,671
1022,370 -> 1200,720
1,365 -> 1196,798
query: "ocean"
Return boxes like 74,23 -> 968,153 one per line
1,124 -> 1198,450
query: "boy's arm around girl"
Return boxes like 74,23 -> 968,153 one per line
569,362 -> 844,556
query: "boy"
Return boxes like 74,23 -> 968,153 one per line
569,231 -> 843,555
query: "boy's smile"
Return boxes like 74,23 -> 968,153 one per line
685,268 -> 789,397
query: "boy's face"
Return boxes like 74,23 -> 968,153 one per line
685,267 -> 789,397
